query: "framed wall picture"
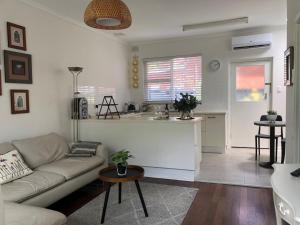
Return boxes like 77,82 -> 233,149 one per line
4,50 -> 32,84
7,22 -> 27,51
10,89 -> 29,114
284,46 -> 294,86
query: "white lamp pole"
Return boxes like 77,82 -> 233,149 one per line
68,67 -> 83,143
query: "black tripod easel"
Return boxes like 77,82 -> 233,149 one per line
97,96 -> 120,119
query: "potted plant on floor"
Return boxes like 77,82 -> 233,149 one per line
267,110 -> 277,122
173,93 -> 198,120
111,150 -> 133,176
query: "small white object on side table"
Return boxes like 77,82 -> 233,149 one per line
271,164 -> 300,225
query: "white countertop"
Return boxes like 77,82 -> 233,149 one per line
271,164 -> 300,222
194,111 -> 227,115
84,116 -> 202,124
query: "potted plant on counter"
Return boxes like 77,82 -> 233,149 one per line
267,110 -> 277,122
111,150 -> 133,176
173,93 -> 198,120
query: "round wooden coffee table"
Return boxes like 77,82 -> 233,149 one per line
99,165 -> 148,224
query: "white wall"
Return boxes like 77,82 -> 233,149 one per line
130,28 -> 287,117
0,0 -> 130,143
286,0 -> 300,163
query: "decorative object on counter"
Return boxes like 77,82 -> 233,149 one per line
97,95 -> 120,119
7,22 -> 27,51
10,89 -> 29,114
164,104 -> 169,119
128,103 -> 136,112
132,55 -> 139,88
174,93 -> 198,120
68,67 -> 84,143
84,0 -> 132,30
123,102 -> 128,113
71,97 -> 88,120
284,46 -> 294,86
111,150 -> 133,176
267,110 -> 277,122
141,103 -> 150,112
4,50 -> 32,84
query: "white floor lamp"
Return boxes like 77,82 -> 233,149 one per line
68,67 -> 83,143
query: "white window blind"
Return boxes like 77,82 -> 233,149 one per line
144,55 -> 202,103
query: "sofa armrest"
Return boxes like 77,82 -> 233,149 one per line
96,144 -> 108,166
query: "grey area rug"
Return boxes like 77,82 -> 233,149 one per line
67,182 -> 198,225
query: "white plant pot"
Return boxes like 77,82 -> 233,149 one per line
267,114 -> 277,122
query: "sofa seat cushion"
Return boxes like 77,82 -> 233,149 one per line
12,133 -> 70,169
36,156 -> 104,180
5,202 -> 67,225
2,171 -> 65,202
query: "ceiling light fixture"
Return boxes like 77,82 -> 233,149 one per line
84,0 -> 132,30
182,17 -> 249,32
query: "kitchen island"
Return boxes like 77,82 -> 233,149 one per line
80,116 -> 202,181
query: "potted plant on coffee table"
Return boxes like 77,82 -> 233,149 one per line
111,150 -> 133,176
173,93 -> 198,120
267,110 -> 277,122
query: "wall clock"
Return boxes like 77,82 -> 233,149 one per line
209,60 -> 221,71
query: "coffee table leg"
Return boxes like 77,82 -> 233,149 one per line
118,182 -> 122,204
135,180 -> 148,217
101,183 -> 111,224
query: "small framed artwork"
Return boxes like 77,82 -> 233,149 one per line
7,22 -> 27,51
4,50 -> 32,84
10,89 -> 30,114
284,46 -> 294,86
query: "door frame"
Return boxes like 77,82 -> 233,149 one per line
228,57 -> 274,148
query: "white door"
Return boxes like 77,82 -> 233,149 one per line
230,59 -> 272,148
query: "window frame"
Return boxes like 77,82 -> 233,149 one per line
143,54 -> 202,104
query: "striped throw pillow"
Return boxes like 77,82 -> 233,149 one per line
0,150 -> 33,184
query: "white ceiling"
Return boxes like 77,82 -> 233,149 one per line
23,0 -> 287,43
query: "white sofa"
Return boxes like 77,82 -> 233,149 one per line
0,133 -> 108,225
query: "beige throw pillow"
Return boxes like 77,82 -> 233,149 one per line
0,150 -> 33,184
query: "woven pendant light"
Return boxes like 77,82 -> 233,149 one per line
84,0 -> 132,30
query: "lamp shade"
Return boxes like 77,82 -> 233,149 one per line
84,0 -> 132,30
68,67 -> 83,73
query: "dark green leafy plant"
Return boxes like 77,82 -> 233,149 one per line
173,93 -> 198,113
267,110 -> 277,115
111,150 -> 133,167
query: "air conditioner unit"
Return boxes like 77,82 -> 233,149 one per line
232,33 -> 272,50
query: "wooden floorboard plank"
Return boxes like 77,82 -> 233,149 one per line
49,178 -> 277,225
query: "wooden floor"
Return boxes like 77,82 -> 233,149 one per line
49,178 -> 277,225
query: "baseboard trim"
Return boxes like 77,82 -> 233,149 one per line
143,166 -> 195,181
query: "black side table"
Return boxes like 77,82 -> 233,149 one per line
99,165 -> 148,224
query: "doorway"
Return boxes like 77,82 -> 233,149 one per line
230,59 -> 273,148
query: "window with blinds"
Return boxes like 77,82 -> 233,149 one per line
144,55 -> 202,103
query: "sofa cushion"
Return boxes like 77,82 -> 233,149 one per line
36,156 -> 104,180
0,142 -> 15,155
2,171 -> 65,202
5,202 -> 67,225
0,150 -> 33,184
12,133 -> 70,169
